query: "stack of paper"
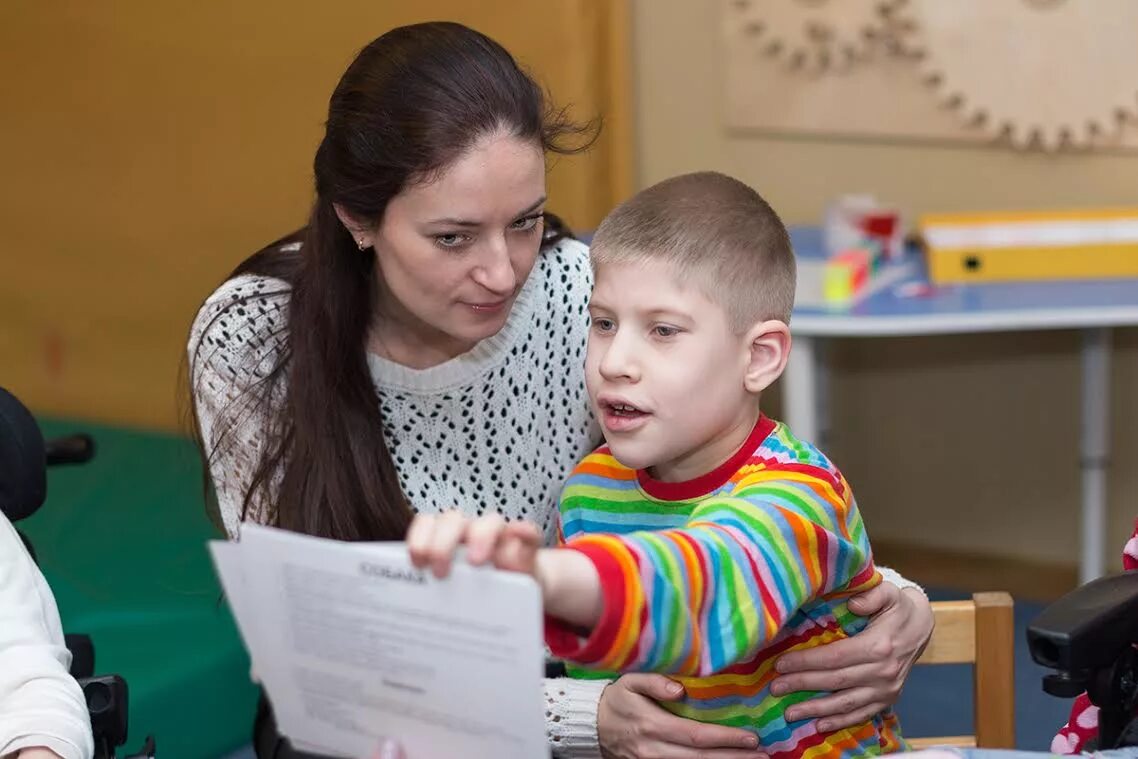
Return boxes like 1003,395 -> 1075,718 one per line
210,524 -> 547,758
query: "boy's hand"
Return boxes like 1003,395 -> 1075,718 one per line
407,512 -> 602,628
406,511 -> 541,579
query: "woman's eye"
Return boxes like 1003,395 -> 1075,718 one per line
435,233 -> 469,248
511,215 -> 541,232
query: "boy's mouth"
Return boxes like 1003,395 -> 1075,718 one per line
608,402 -> 642,416
598,398 -> 651,432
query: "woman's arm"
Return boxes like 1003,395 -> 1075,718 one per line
536,551 -> 925,751
878,564 -> 924,593
769,582 -> 933,731
187,275 -> 288,537
0,516 -> 93,759
542,552 -> 931,748
544,677 -> 610,757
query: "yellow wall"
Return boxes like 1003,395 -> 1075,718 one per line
632,0 -> 1138,571
7,0 -> 1134,573
0,1 -> 630,431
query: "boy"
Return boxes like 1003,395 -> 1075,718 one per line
408,172 -> 904,757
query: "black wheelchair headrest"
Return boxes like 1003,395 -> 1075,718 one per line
0,386 -> 47,522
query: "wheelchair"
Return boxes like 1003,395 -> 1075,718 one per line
1029,568 -> 1138,751
0,386 -> 156,759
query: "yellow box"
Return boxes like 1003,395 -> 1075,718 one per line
920,208 -> 1138,285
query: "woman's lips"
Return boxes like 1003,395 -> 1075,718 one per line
464,298 -> 509,314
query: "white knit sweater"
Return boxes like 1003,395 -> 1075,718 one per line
189,237 -> 919,757
191,239 -> 611,755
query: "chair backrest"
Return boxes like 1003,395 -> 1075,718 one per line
906,592 -> 1016,751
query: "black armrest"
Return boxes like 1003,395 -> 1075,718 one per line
1027,570 -> 1138,749
1027,570 -> 1138,686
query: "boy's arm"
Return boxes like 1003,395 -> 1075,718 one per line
536,549 -> 604,628
544,468 -> 878,677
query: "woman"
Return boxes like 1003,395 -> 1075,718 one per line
189,21 -> 933,759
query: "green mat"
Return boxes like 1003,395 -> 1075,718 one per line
18,418 -> 258,759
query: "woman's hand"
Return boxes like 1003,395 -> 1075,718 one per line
769,584 -> 934,731
374,678 -> 769,759
597,674 -> 769,759
406,511 -> 541,579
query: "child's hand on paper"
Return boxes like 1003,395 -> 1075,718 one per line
407,511 -> 603,629
407,511 -> 541,580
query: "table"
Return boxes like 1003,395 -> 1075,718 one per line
786,227 -> 1138,583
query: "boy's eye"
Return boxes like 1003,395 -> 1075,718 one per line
653,325 -> 679,338
591,317 -> 615,333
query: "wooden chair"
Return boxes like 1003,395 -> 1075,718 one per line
906,592 -> 1016,750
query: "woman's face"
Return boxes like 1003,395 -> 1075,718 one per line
367,131 -> 547,360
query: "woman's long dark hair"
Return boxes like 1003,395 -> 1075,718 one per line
189,22 -> 596,541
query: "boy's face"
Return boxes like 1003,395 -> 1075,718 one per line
585,259 -> 762,482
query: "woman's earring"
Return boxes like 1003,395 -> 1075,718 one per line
356,238 -> 367,251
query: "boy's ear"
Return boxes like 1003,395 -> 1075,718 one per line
743,320 -> 791,394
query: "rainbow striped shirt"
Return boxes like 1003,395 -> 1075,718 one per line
546,415 -> 905,758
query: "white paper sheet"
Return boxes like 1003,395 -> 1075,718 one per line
210,524 -> 546,759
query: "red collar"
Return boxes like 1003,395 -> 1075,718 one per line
636,414 -> 775,501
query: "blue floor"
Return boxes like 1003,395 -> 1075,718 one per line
897,589 -> 1071,751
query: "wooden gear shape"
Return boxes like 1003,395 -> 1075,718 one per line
899,0 -> 1138,150
726,0 -> 898,71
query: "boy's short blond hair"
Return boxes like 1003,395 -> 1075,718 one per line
590,171 -> 796,329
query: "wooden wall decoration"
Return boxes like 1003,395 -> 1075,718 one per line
726,0 -> 894,70
723,0 -> 1138,152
